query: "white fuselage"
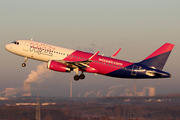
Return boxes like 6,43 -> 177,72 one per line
5,40 -> 75,62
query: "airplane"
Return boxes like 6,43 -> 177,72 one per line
5,39 -> 174,81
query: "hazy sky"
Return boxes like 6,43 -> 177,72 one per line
0,0 -> 180,97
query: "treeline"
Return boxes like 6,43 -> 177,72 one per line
0,103 -> 180,120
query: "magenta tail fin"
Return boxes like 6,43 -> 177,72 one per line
139,43 -> 174,70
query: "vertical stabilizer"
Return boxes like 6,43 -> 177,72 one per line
139,43 -> 174,70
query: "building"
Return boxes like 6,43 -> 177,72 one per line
148,87 -> 155,96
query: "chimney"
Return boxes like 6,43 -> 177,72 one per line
134,80 -> 136,96
22,82 -> 31,96
70,78 -> 72,99
36,92 -> 41,120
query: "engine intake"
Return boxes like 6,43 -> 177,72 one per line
47,60 -> 71,72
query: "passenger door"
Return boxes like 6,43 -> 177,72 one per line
131,65 -> 138,76
23,41 -> 30,51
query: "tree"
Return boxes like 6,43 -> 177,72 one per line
43,114 -> 53,120
21,117 -> 29,120
100,116 -> 111,120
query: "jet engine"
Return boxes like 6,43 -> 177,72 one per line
47,60 -> 71,72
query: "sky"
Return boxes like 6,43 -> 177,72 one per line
0,0 -> 180,97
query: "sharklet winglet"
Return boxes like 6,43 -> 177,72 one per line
89,51 -> 99,60
111,48 -> 121,58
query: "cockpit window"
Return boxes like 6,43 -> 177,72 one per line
12,41 -> 19,45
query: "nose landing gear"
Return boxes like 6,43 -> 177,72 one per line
22,63 -> 26,67
22,57 -> 28,67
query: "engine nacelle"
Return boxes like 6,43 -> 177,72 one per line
47,60 -> 71,72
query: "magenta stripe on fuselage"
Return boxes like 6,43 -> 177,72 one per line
63,50 -> 133,74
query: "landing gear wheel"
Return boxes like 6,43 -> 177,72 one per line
79,73 -> 85,80
74,75 -> 80,81
22,63 -> 26,67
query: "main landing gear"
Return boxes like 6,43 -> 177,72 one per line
73,68 -> 85,81
22,57 -> 28,67
74,73 -> 85,81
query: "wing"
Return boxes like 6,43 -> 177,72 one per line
54,51 -> 99,71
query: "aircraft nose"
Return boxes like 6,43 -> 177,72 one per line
5,44 -> 11,51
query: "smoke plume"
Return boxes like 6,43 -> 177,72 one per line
84,91 -> 95,97
78,93 -> 81,97
96,90 -> 103,97
1,63 -> 53,98
1,87 -> 23,98
108,84 -> 124,90
82,84 -> 125,97
25,63 -> 53,84
77,44 -> 96,53
106,89 -> 117,97
77,43 -> 104,53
